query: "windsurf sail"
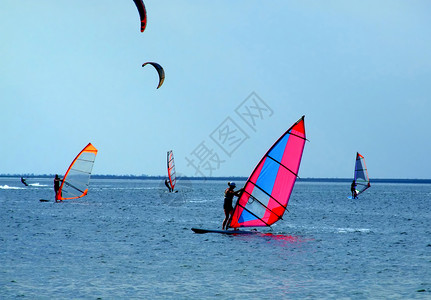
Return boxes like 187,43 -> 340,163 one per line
167,150 -> 176,191
229,116 -> 306,228
354,152 -> 370,195
57,143 -> 98,201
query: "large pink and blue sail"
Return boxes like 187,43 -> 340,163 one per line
354,152 -> 370,195
229,116 -> 306,228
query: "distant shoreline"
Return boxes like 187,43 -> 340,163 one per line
1,174 -> 431,184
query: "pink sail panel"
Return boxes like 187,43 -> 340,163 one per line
229,116 -> 306,228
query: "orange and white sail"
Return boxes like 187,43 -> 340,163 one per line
58,143 -> 98,201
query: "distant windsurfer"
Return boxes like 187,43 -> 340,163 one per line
164,179 -> 172,192
20,177 -> 28,186
222,182 -> 243,230
54,174 -> 62,202
351,180 -> 357,199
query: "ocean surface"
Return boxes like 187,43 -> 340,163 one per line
1,177 -> 430,299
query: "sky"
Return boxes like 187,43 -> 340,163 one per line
1,1 -> 430,179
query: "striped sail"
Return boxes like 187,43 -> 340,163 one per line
167,150 -> 176,191
58,143 -> 98,200
354,152 -> 370,195
229,116 -> 306,228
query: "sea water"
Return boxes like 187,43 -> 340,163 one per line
0,177 -> 430,299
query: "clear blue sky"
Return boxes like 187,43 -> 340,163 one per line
1,1 -> 430,179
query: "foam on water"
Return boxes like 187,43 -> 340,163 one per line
336,227 -> 372,233
28,183 -> 48,187
0,185 -> 24,190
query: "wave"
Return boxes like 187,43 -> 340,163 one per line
29,183 -> 49,187
0,185 -> 24,190
291,224 -> 372,234
336,227 -> 372,233
94,187 -> 161,191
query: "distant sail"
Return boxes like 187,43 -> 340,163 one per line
354,152 -> 370,195
142,62 -> 165,89
133,0 -> 147,33
229,116 -> 306,228
167,150 -> 176,191
58,143 -> 98,201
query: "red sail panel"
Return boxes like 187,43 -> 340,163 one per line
167,150 -> 176,191
133,0 -> 147,33
229,116 -> 306,228
58,143 -> 98,200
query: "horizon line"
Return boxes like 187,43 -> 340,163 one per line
1,174 -> 430,183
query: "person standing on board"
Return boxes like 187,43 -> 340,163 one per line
20,177 -> 28,186
222,182 -> 243,230
350,179 -> 357,199
164,179 -> 172,192
54,174 -> 62,202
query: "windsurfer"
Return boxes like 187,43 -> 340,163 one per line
222,182 -> 243,230
20,177 -> 28,186
164,179 -> 172,192
350,180 -> 357,199
54,174 -> 62,202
